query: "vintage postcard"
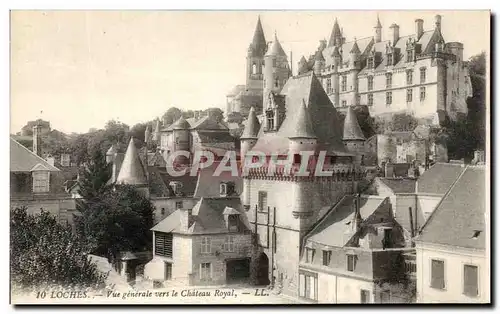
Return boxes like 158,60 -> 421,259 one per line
9,10 -> 490,305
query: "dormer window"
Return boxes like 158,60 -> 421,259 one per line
228,215 -> 239,232
274,77 -> 279,88
367,57 -> 374,69
220,181 -> 235,197
266,110 -> 275,131
386,53 -> 393,66
406,50 -> 415,63
170,181 -> 183,196
220,183 -> 227,196
32,170 -> 50,193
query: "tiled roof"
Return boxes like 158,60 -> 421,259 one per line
327,18 -> 342,47
249,16 -> 267,57
286,100 -> 316,139
158,169 -> 199,197
378,177 -> 416,193
252,72 -> 348,155
417,163 -> 466,194
190,115 -> 229,131
417,166 -> 485,249
10,138 -> 60,172
116,138 -> 148,185
307,195 -> 388,247
193,164 -> 243,198
265,33 -> 287,57
196,130 -> 235,144
323,37 -> 373,67
166,117 -> 190,131
151,210 -> 181,233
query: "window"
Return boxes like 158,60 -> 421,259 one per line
383,228 -> 393,248
387,53 -> 393,66
405,260 -> 417,274
161,208 -> 165,215
406,89 -> 413,103
367,76 -> 374,91
420,87 -> 426,101
322,250 -> 332,266
341,75 -> 347,91
464,265 -> 479,297
258,191 -> 268,212
406,50 -> 414,63
228,214 -> 239,232
32,171 -> 49,193
386,73 -> 392,88
360,289 -> 370,303
200,263 -> 211,280
368,94 -> 374,106
266,110 -> 275,131
347,254 -> 357,272
406,70 -> 413,85
342,100 -> 347,107
155,232 -> 173,258
431,259 -> 445,289
420,67 -> 426,84
272,59 -> 277,67
223,235 -> 235,252
274,77 -> 279,88
386,92 -> 392,106
367,57 -> 374,69
305,248 -> 315,263
252,63 -> 257,74
164,262 -> 172,280
219,183 -> 227,196
299,273 -> 318,300
326,78 -> 332,93
175,201 -> 183,209
201,237 -> 211,254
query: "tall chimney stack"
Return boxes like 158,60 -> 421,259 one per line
389,23 -> 400,46
32,123 -> 42,156
434,15 -> 442,32
415,19 -> 424,39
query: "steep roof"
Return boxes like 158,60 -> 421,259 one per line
323,37 -> 373,68
190,115 -> 229,131
252,72 -> 348,155
417,163 -> 466,194
286,100 -> 317,139
240,107 -> 260,139
327,18 -> 342,47
153,119 -> 161,134
249,16 -> 267,57
194,163 -> 243,198
115,137 -> 148,185
166,116 -> 190,131
343,106 -> 365,141
10,138 -> 60,172
378,177 -> 416,194
307,195 -> 388,247
417,166 -> 486,249
350,40 -> 361,54
266,33 -> 287,57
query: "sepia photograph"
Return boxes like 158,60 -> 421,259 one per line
9,9 -> 490,305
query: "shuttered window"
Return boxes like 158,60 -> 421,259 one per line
430,259 -> 445,289
463,264 -> 479,297
155,232 -> 173,258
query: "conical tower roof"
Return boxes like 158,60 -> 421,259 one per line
241,107 -> 260,139
249,16 -> 267,57
332,45 -> 341,57
328,18 -> 342,47
375,14 -> 382,28
299,55 -> 307,64
350,40 -> 361,54
314,50 -> 325,62
288,100 -> 317,139
169,116 -> 190,130
116,137 -> 148,185
343,106 -> 365,141
266,32 -> 287,57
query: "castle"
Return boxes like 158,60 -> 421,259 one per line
227,14 -> 472,126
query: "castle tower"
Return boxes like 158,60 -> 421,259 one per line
331,46 -> 341,107
343,106 -> 366,165
350,39 -> 361,106
313,50 -> 325,75
32,122 -> 42,157
263,32 -> 291,98
288,100 -> 318,160
328,18 -> 343,47
152,118 -> 161,143
169,116 -> 191,165
240,106 -> 261,160
374,14 -> 382,43
116,137 -> 149,197
246,16 -> 267,90
144,125 -> 151,146
297,55 -> 308,75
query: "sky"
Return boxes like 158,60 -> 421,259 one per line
10,10 -> 489,134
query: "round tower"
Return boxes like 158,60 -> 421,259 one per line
288,101 -> 318,165
240,106 -> 261,160
313,50 -> 325,75
343,106 -> 366,165
350,39 -> 361,106
170,116 -> 191,165
263,32 -> 291,97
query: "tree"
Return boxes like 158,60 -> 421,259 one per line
78,148 -> 112,202
204,107 -> 224,122
389,113 -> 419,132
10,207 -> 106,290
162,107 -> 182,125
76,185 -> 155,259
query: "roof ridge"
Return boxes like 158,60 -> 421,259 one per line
10,137 -> 60,171
416,165 -> 469,238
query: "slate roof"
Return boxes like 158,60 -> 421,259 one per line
249,16 -> 267,57
378,177 -> 416,194
196,131 -> 235,144
158,169 -> 199,197
10,138 -> 60,172
327,18 -> 342,47
417,163 -> 466,194
240,107 -> 260,139
307,195 -> 388,247
417,166 -> 486,249
151,197 -> 251,235
286,100 -> 317,139
252,72 -> 349,156
343,106 -> 365,141
116,138 -> 148,185
323,37 -> 373,68
190,115 -> 229,131
166,117 -> 190,131
266,33 -> 287,57
194,164 -> 243,198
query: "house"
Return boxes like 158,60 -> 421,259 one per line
299,194 -> 414,303
415,165 -> 488,303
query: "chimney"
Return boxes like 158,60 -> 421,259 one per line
32,123 -> 42,156
194,111 -> 200,121
434,15 -> 442,32
180,208 -> 194,231
415,19 -> 424,39
46,156 -> 55,166
389,23 -> 400,45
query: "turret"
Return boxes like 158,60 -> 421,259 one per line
328,18 -> 343,47
240,106 -> 261,160
116,137 -> 149,197
144,125 -> 151,146
343,106 -> 365,164
263,32 -> 290,97
169,116 -> 190,165
246,16 -> 267,89
331,46 -> 341,107
288,100 -> 317,159
152,118 -> 161,143
374,15 -> 382,43
313,50 -> 325,75
297,56 -> 309,75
